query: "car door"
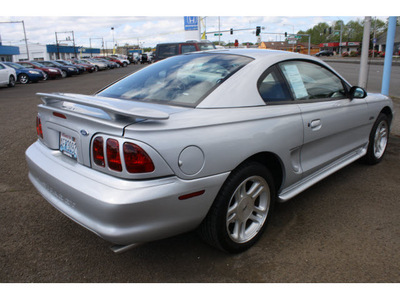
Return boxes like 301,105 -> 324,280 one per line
278,60 -> 371,177
0,63 -> 7,85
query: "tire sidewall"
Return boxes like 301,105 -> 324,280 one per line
365,113 -> 389,165
212,162 -> 276,253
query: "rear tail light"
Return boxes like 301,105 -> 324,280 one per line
106,139 -> 122,172
92,137 -> 105,167
123,142 -> 155,173
92,137 -> 155,174
36,115 -> 43,139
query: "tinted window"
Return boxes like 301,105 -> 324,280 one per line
98,53 -> 253,107
258,67 -> 291,102
157,44 -> 178,60
199,43 -> 216,50
181,45 -> 197,54
279,61 -> 346,100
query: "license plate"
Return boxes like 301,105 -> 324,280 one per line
59,133 -> 77,159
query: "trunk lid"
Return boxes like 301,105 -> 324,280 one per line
36,93 -> 178,168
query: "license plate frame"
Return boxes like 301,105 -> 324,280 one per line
59,132 -> 77,160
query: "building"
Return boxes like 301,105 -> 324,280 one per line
319,42 -> 361,54
375,27 -> 400,54
0,43 -> 20,62
14,43 -> 101,62
259,41 -> 320,55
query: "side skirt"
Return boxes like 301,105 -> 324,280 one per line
278,146 -> 367,202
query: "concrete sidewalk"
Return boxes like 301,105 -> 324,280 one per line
321,56 -> 400,66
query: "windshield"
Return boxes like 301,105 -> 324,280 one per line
97,53 -> 253,107
31,62 -> 46,67
5,63 -> 24,70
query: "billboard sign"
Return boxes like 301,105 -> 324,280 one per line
184,16 -> 199,31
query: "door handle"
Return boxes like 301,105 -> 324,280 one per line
308,119 -> 322,130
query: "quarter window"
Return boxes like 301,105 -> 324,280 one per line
257,67 -> 291,102
279,61 -> 346,100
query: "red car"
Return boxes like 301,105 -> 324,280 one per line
18,61 -> 63,80
95,56 -> 127,67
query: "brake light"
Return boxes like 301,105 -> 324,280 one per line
123,142 -> 155,173
106,139 -> 122,172
36,115 -> 43,139
92,137 -> 105,167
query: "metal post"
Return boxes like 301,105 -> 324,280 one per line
21,21 -> 29,60
381,16 -> 397,96
72,31 -> 77,58
358,16 -> 371,89
308,34 -> 311,55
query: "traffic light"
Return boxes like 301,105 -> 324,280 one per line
329,27 -> 332,34
230,28 -> 233,35
285,32 -> 287,37
256,26 -> 261,36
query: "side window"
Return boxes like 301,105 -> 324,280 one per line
0,65 -> 4,70
279,61 -> 346,100
181,45 -> 197,54
257,66 -> 292,102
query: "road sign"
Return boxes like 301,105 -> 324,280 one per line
214,33 -> 222,36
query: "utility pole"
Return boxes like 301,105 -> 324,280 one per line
0,20 -> 30,60
358,16 -> 371,89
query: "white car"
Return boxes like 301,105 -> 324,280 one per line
0,62 -> 16,88
111,54 -> 130,65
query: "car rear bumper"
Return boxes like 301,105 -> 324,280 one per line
26,141 -> 228,245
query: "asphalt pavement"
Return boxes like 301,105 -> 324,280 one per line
1,63 -> 399,283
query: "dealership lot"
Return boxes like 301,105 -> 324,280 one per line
1,63 -> 399,283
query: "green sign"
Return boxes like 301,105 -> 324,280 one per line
214,33 -> 222,36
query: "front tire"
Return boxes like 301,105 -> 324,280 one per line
198,161 -> 275,253
8,75 -> 16,87
364,113 -> 389,165
18,73 -> 30,84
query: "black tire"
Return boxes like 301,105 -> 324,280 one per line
198,161 -> 275,253
364,113 -> 390,165
8,75 -> 16,87
18,73 -> 30,84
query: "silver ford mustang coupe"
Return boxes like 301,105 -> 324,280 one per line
26,49 -> 394,253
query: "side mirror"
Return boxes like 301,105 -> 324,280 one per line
349,86 -> 367,100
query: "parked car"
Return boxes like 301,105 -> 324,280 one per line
153,40 -> 216,61
110,54 -> 130,65
67,60 -> 95,73
26,49 -> 393,253
79,58 -> 108,71
315,50 -> 334,57
101,56 -> 127,67
0,62 -> 16,87
40,61 -> 79,77
18,61 -> 62,80
93,58 -> 118,69
3,62 -> 45,84
56,60 -> 85,74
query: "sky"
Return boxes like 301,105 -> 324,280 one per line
0,0 -> 392,50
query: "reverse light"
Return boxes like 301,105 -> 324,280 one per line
36,115 -> 43,139
123,142 -> 155,173
106,139 -> 122,172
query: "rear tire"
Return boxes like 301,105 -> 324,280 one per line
364,113 -> 389,165
198,161 -> 275,253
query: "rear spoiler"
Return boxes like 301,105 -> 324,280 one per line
37,93 -> 170,120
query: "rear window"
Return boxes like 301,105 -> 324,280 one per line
157,44 -> 179,60
98,53 -> 253,107
199,43 -> 216,50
